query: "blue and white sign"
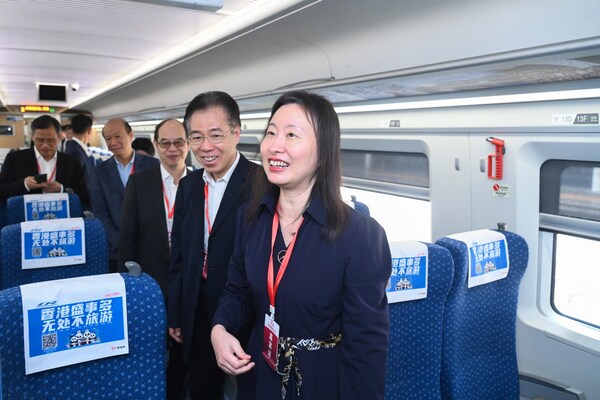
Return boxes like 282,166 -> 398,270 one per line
21,273 -> 129,375
21,217 -> 86,269
386,240 -> 428,303
23,193 -> 70,221
447,229 -> 509,288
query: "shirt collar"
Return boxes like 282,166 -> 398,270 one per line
115,152 -> 135,168
202,151 -> 240,185
260,188 -> 327,228
33,146 -> 57,162
160,164 -> 188,184
71,137 -> 89,153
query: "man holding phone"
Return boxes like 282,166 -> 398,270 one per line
0,115 -> 89,207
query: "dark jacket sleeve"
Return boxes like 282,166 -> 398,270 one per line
211,206 -> 255,334
118,175 -> 140,272
339,216 -> 391,399
167,176 -> 187,328
89,164 -> 119,256
0,152 -> 28,201
64,157 -> 90,210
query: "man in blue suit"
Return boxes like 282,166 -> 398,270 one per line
168,92 -> 260,400
90,118 -> 159,273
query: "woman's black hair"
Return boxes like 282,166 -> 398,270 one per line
246,90 -> 348,242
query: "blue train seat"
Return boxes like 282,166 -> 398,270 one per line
385,242 -> 454,400
0,217 -> 108,290
348,194 -> 370,216
6,193 -> 83,225
0,201 -> 6,230
0,272 -> 166,399
435,230 -> 528,400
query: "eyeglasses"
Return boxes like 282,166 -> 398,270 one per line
33,137 -> 57,145
156,138 -> 188,149
189,127 -> 233,145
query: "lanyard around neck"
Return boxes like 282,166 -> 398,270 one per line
267,211 -> 303,311
204,183 -> 212,234
162,182 -> 175,219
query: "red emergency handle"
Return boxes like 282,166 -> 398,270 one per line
486,137 -> 505,180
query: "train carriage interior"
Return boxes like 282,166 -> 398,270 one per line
1,0 -> 599,398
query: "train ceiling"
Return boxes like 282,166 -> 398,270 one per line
1,0 -> 600,121
0,0 -> 308,112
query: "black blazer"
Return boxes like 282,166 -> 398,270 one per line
168,154 -> 259,361
0,147 -> 89,207
90,154 -> 160,260
64,139 -> 94,183
118,166 -> 170,298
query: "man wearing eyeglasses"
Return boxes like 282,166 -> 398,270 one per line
118,118 -> 190,400
168,92 -> 260,400
90,118 -> 159,273
0,114 -> 89,206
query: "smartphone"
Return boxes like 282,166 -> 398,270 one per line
33,174 -> 47,183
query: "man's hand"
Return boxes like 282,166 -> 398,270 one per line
43,181 -> 62,193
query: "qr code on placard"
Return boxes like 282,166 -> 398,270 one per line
42,332 -> 58,350
32,247 -> 42,257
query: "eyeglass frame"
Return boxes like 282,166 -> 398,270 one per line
188,126 -> 235,145
32,137 -> 58,145
156,138 -> 189,149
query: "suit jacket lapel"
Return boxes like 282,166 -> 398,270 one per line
107,157 -> 125,197
25,148 -> 39,176
149,167 -> 169,245
210,156 -> 249,234
55,152 -> 66,182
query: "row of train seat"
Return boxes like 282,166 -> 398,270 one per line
0,193 -> 82,232
0,217 -> 107,289
0,269 -> 166,399
0,193 -> 527,399
6,192 -> 83,226
0,193 -> 168,398
0,194 -> 99,290
385,228 -> 528,400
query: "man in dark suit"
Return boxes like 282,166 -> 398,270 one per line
0,115 -> 89,207
90,118 -> 159,273
119,118 -> 190,400
168,92 -> 260,400
64,114 -> 95,184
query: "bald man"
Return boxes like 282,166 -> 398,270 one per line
89,118 -> 159,272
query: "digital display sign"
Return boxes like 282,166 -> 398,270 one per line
20,105 -> 56,113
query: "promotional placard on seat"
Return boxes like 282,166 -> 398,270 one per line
20,273 -> 129,375
23,193 -> 70,221
21,217 -> 86,269
387,240 -> 428,303
447,229 -> 509,288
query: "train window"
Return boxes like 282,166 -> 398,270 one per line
553,234 -> 600,328
540,160 -> 600,328
340,187 -> 431,242
540,160 -> 600,221
341,150 -> 431,242
341,150 -> 429,187
237,143 -> 260,161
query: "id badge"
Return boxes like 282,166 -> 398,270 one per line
262,312 -> 280,371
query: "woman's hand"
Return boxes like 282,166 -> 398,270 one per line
211,324 -> 255,375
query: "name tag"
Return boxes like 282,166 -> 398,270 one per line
262,312 -> 280,371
